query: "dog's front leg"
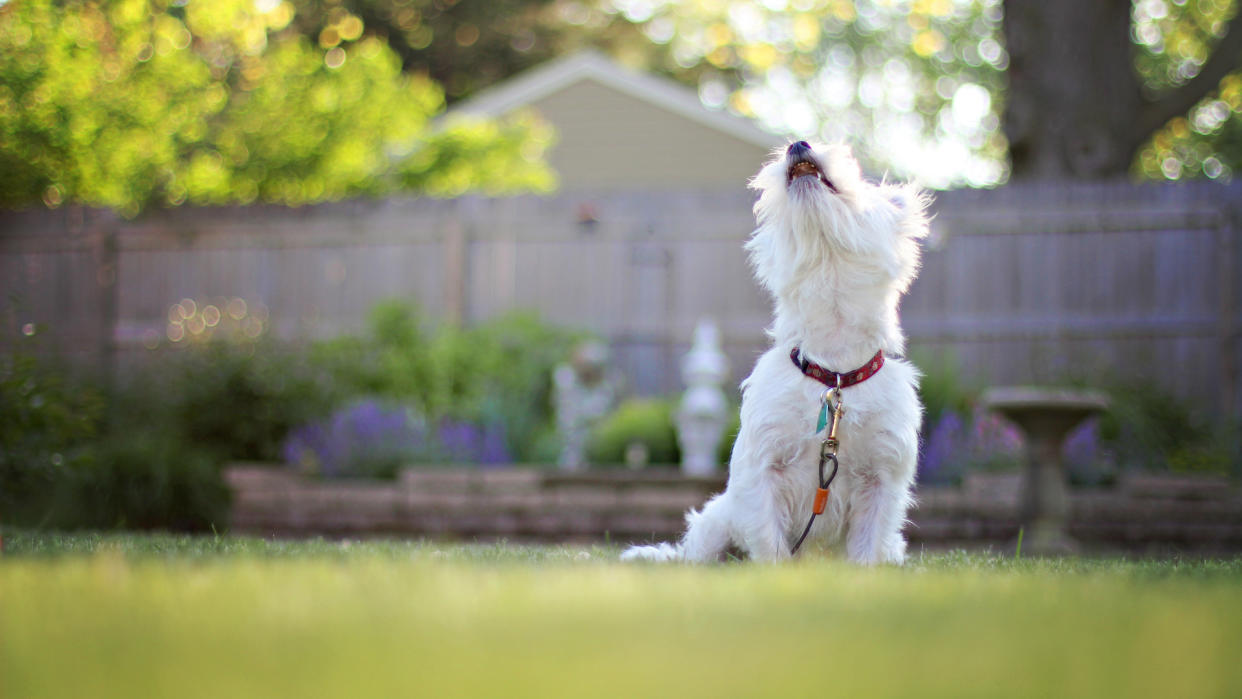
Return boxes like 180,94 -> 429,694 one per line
733,472 -> 794,562
844,469 -> 911,565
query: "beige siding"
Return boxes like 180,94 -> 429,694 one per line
524,78 -> 774,192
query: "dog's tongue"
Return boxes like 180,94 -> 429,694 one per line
790,161 -> 818,179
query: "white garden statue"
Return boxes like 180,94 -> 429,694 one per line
676,319 -> 730,475
553,340 -> 616,471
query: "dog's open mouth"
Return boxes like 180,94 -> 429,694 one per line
787,159 -> 837,192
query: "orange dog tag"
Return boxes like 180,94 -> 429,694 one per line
812,487 -> 829,515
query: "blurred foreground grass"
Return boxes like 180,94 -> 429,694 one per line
2,531 -> 1241,699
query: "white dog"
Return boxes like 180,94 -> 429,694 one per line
623,141 -> 929,564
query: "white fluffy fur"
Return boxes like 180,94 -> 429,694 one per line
622,142 -> 929,565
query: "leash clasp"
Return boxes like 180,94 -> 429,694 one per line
820,384 -> 845,444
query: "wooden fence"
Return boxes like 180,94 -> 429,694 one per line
2,180 -> 1240,414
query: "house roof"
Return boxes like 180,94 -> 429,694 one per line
448,50 -> 782,151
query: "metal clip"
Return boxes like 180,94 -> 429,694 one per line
821,437 -> 838,460
826,390 -> 844,442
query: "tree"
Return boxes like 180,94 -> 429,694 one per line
148,0 -> 1012,186
1004,0 -> 1242,179
589,0 -> 1009,187
0,0 -> 554,216
586,0 -> 1241,184
283,0 -> 673,101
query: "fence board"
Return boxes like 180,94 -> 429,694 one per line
2,181 -> 1239,414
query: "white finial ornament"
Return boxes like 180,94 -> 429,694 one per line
676,319 -> 730,475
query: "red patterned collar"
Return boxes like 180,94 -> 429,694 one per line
789,347 -> 884,388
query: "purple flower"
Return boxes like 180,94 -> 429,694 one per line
437,418 -> 513,465
919,411 -> 965,484
1063,417 -> 1099,465
284,400 -> 429,478
968,408 -> 1023,468
284,400 -> 512,477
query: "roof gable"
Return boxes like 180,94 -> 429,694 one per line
450,50 -> 781,151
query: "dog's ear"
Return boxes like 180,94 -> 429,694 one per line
885,184 -> 931,239
743,225 -> 784,296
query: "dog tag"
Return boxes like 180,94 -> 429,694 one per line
815,402 -> 829,434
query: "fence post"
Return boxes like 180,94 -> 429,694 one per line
1219,209 -> 1238,419
1219,200 -> 1242,481
443,203 -> 468,326
95,225 -> 119,383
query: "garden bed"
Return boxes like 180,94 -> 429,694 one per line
225,465 -> 1242,552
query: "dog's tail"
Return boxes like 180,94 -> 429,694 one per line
620,493 -> 734,563
619,541 -> 682,562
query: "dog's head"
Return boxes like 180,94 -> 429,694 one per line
746,141 -> 929,298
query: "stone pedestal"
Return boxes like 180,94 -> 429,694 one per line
981,387 -> 1108,555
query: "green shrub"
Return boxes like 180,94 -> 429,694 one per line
122,341 -> 336,463
911,350 -> 978,431
459,312 -> 584,461
0,347 -> 105,524
54,430 -> 229,531
587,399 -> 680,466
2,335 -> 332,530
1090,379 -> 1235,477
309,301 -> 580,463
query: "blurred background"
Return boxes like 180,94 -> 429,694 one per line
1,0 -> 1240,550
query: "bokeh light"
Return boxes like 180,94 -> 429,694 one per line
606,0 -> 1010,187
163,297 -> 266,345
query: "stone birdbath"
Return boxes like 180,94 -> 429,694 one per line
980,387 -> 1110,555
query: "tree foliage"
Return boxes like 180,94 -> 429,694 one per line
0,0 -> 554,216
280,0 -> 1008,186
1132,0 -> 1242,180
583,0 -> 1240,183
596,0 -> 1007,186
284,0 -> 661,101
4,0 -> 1239,202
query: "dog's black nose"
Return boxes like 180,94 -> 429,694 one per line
787,141 -> 811,156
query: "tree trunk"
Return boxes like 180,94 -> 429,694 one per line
1003,0 -> 1242,180
1002,0 -> 1141,179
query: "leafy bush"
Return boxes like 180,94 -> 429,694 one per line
0,342 -> 229,531
913,353 -> 987,485
55,431 -> 229,531
912,351 -> 977,437
587,399 -> 680,466
1096,380 -> 1232,475
116,341 -> 336,463
3,301 -> 581,530
0,347 -> 105,524
914,361 -> 1238,484
308,301 -> 579,463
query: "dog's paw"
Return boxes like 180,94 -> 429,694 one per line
849,540 -> 908,566
620,543 -> 681,562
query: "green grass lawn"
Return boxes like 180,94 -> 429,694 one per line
2,530 -> 1241,698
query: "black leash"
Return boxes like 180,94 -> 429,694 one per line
790,385 -> 844,556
